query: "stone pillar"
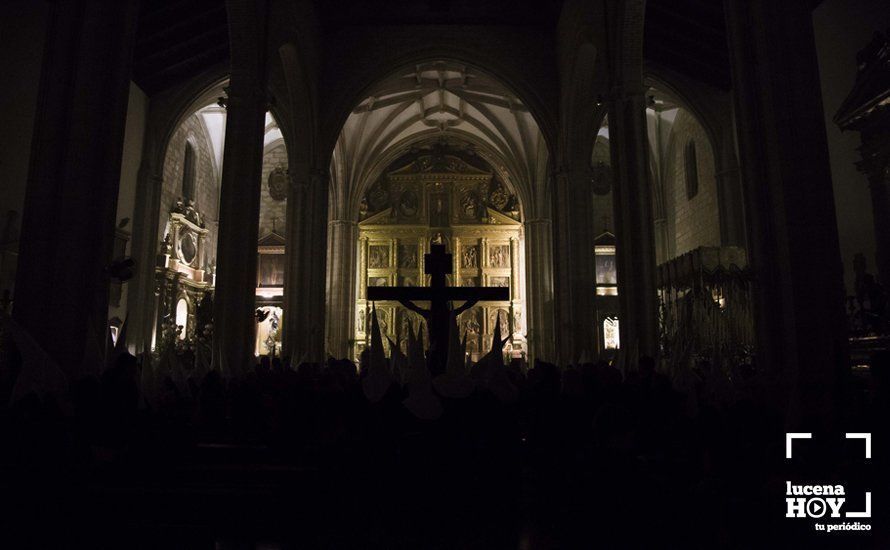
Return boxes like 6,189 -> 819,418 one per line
211,0 -> 268,373
325,219 -> 358,359
725,0 -> 848,426
13,2 -> 139,376
608,90 -> 659,359
715,126 -> 748,249
283,168 -> 329,362
551,169 -> 598,362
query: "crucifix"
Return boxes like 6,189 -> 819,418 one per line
367,244 -> 509,376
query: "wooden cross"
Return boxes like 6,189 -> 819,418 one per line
367,244 -> 509,375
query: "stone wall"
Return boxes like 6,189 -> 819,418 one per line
160,113 -> 219,267
666,110 -> 720,257
259,143 -> 288,236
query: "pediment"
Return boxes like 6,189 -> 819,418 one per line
388,154 -> 491,178
359,207 -> 398,226
258,230 -> 286,247
477,208 -> 521,226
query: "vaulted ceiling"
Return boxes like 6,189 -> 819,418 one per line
330,61 -> 549,219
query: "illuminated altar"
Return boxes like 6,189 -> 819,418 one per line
354,151 -> 526,360
153,199 -> 213,348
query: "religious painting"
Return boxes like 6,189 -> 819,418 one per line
367,180 -> 390,211
461,245 -> 479,268
368,245 -> 389,268
603,317 -> 620,349
257,254 -> 285,286
369,277 -> 389,287
377,310 -> 389,334
267,166 -> 288,201
398,309 -> 417,341
398,245 -> 417,268
488,245 -> 509,268
178,232 -> 197,265
429,191 -> 450,227
460,310 -> 481,354
595,253 -> 617,285
490,276 -> 510,288
398,189 -> 419,218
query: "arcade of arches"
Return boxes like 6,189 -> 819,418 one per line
3,0 -> 888,426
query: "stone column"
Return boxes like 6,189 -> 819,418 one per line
127,163 -> 164,353
283,168 -> 329,362
13,2 -> 139,376
211,0 -> 268,373
725,0 -> 848,426
551,169 -> 597,362
608,90 -> 659,359
715,126 -> 748,249
325,219 -> 358,359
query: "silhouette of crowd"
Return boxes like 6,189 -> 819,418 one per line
1,313 -> 889,548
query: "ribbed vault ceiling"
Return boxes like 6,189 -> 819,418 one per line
331,61 -> 549,219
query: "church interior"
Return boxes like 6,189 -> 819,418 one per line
1,0 -> 889,547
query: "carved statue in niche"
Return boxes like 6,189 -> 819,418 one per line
462,245 -> 478,268
357,309 -> 366,333
399,245 -> 417,268
462,277 -> 478,287
489,245 -> 509,268
431,232 -> 445,246
429,192 -> 449,227
369,246 -> 389,268
267,166 -> 289,201
513,310 -> 522,333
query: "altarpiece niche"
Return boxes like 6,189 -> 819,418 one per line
354,148 -> 526,360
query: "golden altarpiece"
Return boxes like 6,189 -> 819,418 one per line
354,153 -> 526,360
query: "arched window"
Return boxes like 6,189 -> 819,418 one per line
684,140 -> 699,199
182,141 -> 196,202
